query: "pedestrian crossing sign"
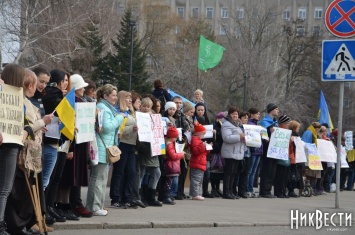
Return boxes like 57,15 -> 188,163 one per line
322,40 -> 355,81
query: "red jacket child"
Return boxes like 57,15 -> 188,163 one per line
189,124 -> 210,171
164,127 -> 184,175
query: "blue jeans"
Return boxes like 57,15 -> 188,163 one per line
170,176 -> 179,196
42,145 -> 58,189
246,155 -> 261,192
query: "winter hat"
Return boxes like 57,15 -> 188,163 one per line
278,115 -> 291,125
165,101 -> 177,111
49,69 -> 66,85
70,74 -> 88,90
166,126 -> 179,138
216,111 -> 227,119
183,101 -> 194,113
194,123 -> 206,134
266,103 -> 278,113
321,123 -> 329,128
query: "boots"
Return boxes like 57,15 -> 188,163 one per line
0,221 -> 10,235
60,203 -> 80,221
147,188 -> 162,207
140,186 -> 149,207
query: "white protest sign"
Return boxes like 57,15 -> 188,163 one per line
75,102 -> 96,144
203,125 -> 214,139
0,84 -> 24,145
184,131 -> 192,144
175,142 -> 185,153
45,116 -> 60,139
266,127 -> 291,160
294,137 -> 307,163
340,146 -> 349,168
136,112 -> 153,142
151,114 -> 166,156
243,124 -> 262,148
317,139 -> 337,163
345,131 -> 353,151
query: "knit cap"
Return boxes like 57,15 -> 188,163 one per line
278,115 -> 291,124
166,126 -> 179,138
194,123 -> 206,134
266,103 -> 278,113
165,101 -> 177,111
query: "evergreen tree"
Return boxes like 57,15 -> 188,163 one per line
110,9 -> 151,94
71,20 -> 111,84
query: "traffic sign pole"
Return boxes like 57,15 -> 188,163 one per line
335,82 -> 344,209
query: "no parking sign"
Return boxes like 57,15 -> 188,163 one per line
325,0 -> 355,38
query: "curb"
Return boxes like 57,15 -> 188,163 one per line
52,221 -> 291,230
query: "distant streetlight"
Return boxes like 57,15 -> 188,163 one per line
128,19 -> 136,91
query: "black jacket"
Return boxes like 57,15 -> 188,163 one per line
29,90 -> 45,118
42,86 -> 64,145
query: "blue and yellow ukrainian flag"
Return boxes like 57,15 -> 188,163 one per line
318,90 -> 334,134
55,88 -> 75,140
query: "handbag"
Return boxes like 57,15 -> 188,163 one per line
277,157 -> 291,167
97,133 -> 121,164
210,153 -> 225,172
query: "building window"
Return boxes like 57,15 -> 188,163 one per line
298,8 -> 307,20
236,8 -> 244,19
283,9 -> 291,21
344,98 -> 349,108
177,7 -> 184,18
314,8 -> 323,19
313,26 -> 321,37
296,26 -> 306,36
220,25 -> 227,35
345,82 -> 351,88
206,7 -> 214,18
221,7 -> 229,18
175,26 -> 181,35
192,7 -> 199,18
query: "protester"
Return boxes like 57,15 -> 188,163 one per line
259,103 -> 279,198
210,112 -> 225,198
287,120 -> 303,197
151,79 -> 172,114
137,98 -> 162,207
246,108 -> 262,198
161,127 -> 184,205
86,84 -> 124,216
221,107 -> 246,199
110,91 -> 141,209
273,115 -> 292,198
4,69 -> 52,234
190,123 -> 209,201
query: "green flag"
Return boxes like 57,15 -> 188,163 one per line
198,35 -> 225,71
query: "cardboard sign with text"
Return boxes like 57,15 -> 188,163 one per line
0,84 -> 24,145
267,127 -> 292,160
75,102 -> 96,144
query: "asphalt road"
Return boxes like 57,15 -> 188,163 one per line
51,226 -> 355,235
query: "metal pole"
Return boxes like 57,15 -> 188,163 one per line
128,19 -> 135,91
243,74 -> 247,110
335,81 -> 344,209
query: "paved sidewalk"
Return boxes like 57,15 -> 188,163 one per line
52,188 -> 355,230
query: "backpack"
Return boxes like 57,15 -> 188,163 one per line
157,91 -> 167,115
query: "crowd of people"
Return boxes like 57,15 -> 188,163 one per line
0,64 -> 354,235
